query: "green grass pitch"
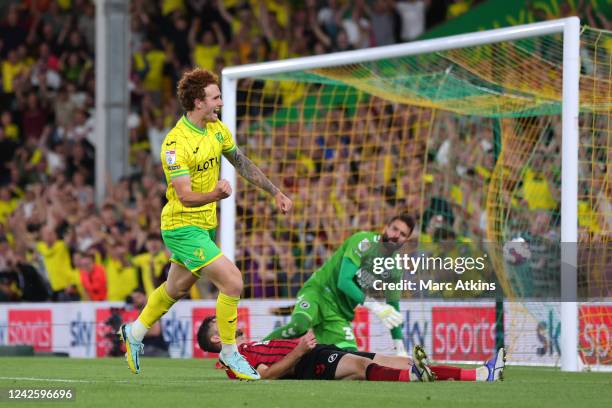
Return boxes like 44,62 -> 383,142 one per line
0,358 -> 611,408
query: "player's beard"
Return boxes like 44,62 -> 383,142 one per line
381,233 -> 403,253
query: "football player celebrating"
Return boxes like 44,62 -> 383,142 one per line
119,68 -> 292,380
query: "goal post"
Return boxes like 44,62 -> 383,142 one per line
221,17 -> 590,372
560,17 -> 580,373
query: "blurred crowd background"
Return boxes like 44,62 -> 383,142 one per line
0,0 -> 610,302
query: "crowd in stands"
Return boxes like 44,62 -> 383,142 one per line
0,0 -> 610,302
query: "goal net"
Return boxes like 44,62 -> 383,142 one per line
221,19 -> 611,369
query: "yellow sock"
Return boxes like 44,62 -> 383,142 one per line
137,282 -> 177,329
216,292 -> 239,345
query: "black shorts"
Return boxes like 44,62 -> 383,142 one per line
293,345 -> 376,380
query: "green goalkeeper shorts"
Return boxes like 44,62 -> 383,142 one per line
293,285 -> 358,351
161,226 -> 222,277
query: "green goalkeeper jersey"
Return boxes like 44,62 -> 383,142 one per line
303,231 -> 402,320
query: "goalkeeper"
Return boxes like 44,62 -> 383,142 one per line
264,214 -> 414,355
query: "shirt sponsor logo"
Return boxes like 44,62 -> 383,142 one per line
196,157 -> 219,172
165,150 -> 176,165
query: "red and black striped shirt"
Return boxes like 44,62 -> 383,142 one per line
239,339 -> 299,368
222,339 -> 300,379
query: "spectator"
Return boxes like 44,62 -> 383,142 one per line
133,38 -> 166,104
1,244 -> 49,302
342,0 -> 372,49
18,91 -> 50,142
105,241 -> 139,301
366,0 -> 399,46
35,224 -> 80,301
0,272 -> 20,302
241,231 -> 288,298
1,6 -> 27,54
77,1 -> 95,51
396,0 -> 428,41
78,251 -> 107,301
521,153 -> 558,211
132,233 -> 169,296
2,49 -> 29,94
189,20 -> 223,72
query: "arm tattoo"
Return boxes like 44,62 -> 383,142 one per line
225,147 -> 280,196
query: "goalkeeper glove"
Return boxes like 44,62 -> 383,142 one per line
394,339 -> 408,357
363,298 -> 403,329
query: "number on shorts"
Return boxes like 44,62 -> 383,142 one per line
343,327 -> 355,340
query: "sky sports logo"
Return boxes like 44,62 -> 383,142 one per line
432,306 -> 496,362
579,305 -> 612,364
7,310 -> 52,352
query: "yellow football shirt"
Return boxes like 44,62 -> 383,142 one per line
160,115 -> 237,231
0,198 -> 19,226
132,251 -> 169,296
133,50 -> 166,92
2,60 -> 27,93
35,240 -> 73,292
104,257 -> 139,302
193,44 -> 220,72
522,167 -> 557,210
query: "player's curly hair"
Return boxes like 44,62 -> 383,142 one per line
177,68 -> 219,112
197,315 -> 221,353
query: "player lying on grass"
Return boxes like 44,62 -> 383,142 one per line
198,316 -> 506,382
264,214 -> 414,355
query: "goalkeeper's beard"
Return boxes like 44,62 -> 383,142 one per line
381,233 -> 403,253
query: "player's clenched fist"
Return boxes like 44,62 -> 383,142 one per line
274,191 -> 293,214
215,179 -> 232,199
296,330 -> 317,355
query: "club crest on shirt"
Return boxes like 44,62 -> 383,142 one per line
215,132 -> 223,143
358,239 -> 371,253
165,150 -> 176,165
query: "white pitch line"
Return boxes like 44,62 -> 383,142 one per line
0,377 -> 128,384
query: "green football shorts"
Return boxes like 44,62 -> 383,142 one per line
293,286 -> 358,351
161,226 -> 222,277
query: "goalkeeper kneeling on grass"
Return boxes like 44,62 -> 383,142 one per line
265,214 -> 414,356
198,316 -> 506,382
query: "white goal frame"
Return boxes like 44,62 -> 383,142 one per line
220,17 -> 581,372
